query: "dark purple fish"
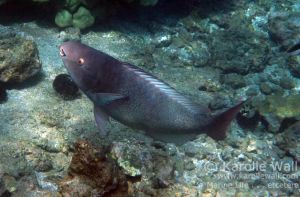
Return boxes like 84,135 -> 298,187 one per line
59,41 -> 245,145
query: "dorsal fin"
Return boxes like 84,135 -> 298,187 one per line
122,63 -> 201,112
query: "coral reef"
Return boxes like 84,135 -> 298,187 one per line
58,140 -> 133,196
253,93 -> 300,133
255,94 -> 300,119
268,12 -> 300,49
0,32 -> 41,83
276,121 -> 300,162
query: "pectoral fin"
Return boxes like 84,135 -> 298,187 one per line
89,92 -> 128,106
94,105 -> 109,136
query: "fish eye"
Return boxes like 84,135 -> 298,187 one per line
78,58 -> 85,65
60,48 -> 66,57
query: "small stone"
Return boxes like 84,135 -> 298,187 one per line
259,82 -> 273,95
154,32 -> 172,48
58,27 -> 81,42
209,96 -> 229,110
184,160 -> 196,171
152,177 -> 169,189
246,140 -> 257,153
34,159 -> 53,172
53,74 -> 79,100
35,171 -> 58,192
237,153 -> 246,161
165,143 -> 177,156
182,142 -> 198,157
3,175 -> 17,193
279,78 -> 295,89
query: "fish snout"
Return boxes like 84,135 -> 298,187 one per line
59,46 -> 66,57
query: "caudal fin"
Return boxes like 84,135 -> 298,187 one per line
206,100 -> 246,140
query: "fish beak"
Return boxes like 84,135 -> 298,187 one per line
59,47 -> 66,57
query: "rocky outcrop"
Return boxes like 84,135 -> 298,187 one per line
0,32 -> 41,83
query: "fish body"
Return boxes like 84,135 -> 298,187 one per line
59,41 -> 244,144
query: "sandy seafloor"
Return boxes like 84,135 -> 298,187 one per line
0,1 -> 300,196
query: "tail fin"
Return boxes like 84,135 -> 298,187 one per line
206,100 -> 246,140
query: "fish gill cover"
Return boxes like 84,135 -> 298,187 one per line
0,0 -> 300,196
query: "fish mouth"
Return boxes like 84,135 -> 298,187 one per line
59,45 -> 67,57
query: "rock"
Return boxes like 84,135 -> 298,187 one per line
259,82 -> 273,95
58,27 -> 81,42
53,74 -> 79,100
184,160 -> 196,171
111,142 -> 142,178
2,175 -> 17,193
153,32 -> 172,48
255,94 -> 300,119
288,56 -> 300,78
182,142 -> 199,157
35,171 -> 58,192
211,15 -> 271,75
276,121 -> 300,162
279,77 -> 295,89
58,140 -> 133,196
208,95 -> 230,110
33,137 -> 66,153
268,12 -> 300,49
152,177 -> 169,189
253,93 -> 300,133
0,33 -> 41,83
198,79 -> 221,92
245,86 -> 259,97
220,73 -> 246,89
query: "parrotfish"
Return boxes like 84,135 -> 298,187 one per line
59,41 -> 245,145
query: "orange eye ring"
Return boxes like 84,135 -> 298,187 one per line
78,58 -> 85,65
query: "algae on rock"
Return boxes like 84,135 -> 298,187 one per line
255,94 -> 300,119
0,33 -> 41,83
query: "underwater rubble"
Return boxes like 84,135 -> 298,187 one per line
0,0 -> 300,196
